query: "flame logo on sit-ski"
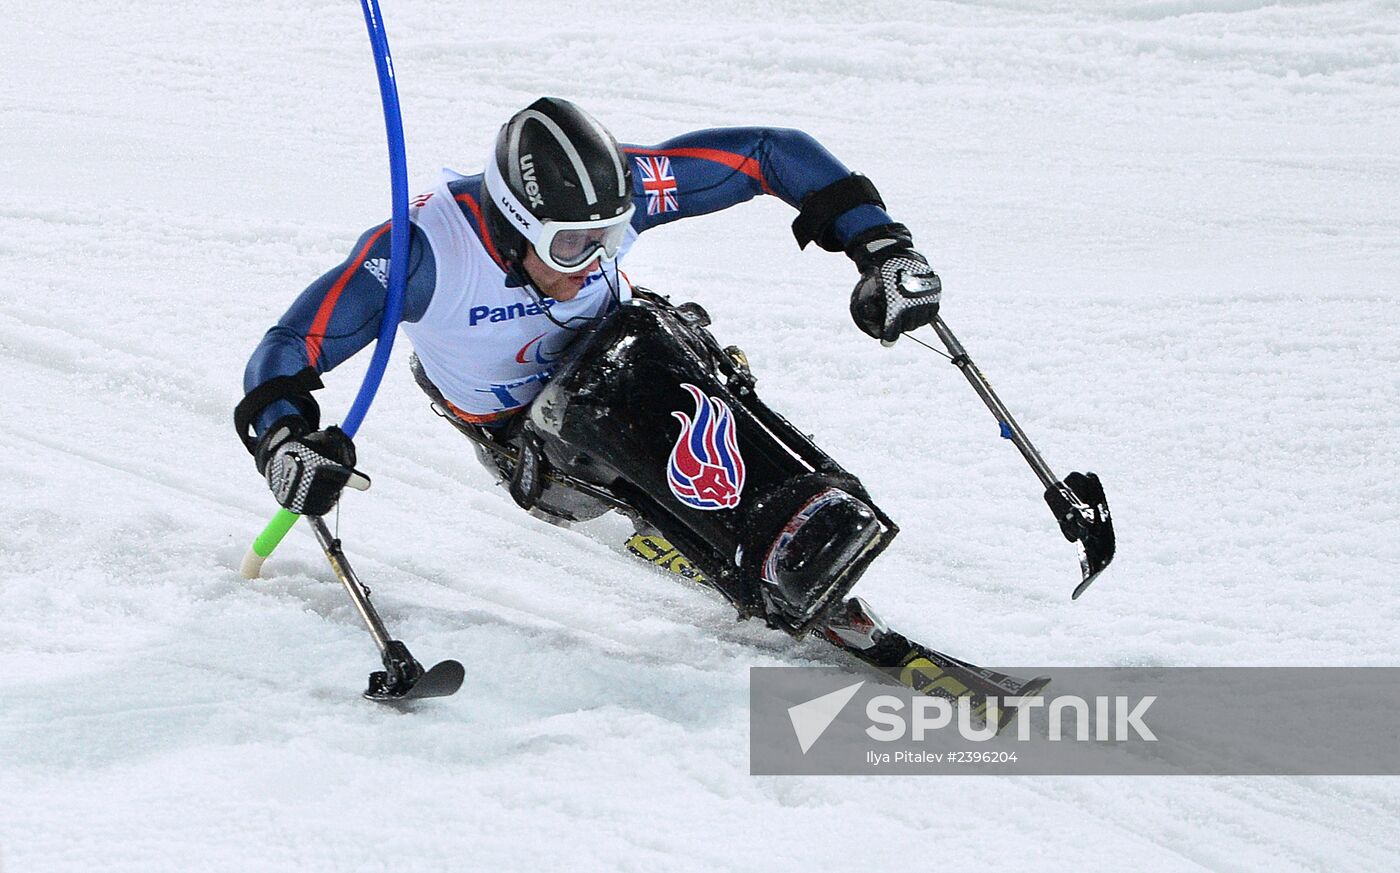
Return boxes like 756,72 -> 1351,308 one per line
667,383 -> 746,511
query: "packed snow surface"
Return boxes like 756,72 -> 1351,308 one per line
3,1 -> 1399,870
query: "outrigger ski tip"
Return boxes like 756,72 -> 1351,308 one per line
1044,471 -> 1115,599
366,646 -> 465,702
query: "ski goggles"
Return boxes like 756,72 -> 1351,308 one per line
484,158 -> 635,274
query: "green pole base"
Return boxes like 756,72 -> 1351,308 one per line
241,507 -> 300,579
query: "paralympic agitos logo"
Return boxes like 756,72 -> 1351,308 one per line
515,333 -> 559,365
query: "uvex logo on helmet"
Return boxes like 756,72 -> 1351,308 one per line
519,154 -> 543,208
497,192 -> 532,231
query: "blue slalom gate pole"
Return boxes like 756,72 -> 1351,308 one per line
241,0 -> 410,578
343,0 -> 409,436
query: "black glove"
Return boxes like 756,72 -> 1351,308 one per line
254,418 -> 371,517
847,223 -> 942,345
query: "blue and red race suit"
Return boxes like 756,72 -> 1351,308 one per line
241,127 -> 896,441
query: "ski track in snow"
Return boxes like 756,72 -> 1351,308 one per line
3,1 -> 1399,871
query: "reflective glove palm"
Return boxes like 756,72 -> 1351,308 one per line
255,419 -> 371,517
847,223 -> 942,345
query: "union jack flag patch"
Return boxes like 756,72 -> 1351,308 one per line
635,155 -> 679,216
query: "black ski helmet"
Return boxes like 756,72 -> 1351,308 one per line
482,97 -> 633,271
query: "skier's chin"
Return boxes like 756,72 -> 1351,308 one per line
546,282 -> 583,302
